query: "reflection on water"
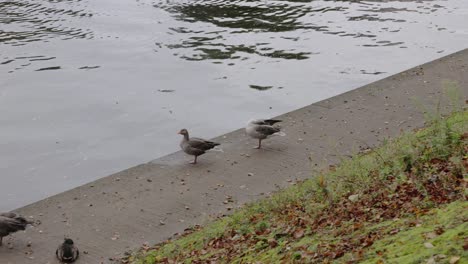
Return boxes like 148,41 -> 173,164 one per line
0,0 -> 93,72
152,0 -> 445,61
0,0 -> 93,45
164,0 -> 314,32
0,0 -> 459,68
154,0 -> 319,61
1,0 -> 468,210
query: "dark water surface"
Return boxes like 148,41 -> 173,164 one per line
1,0 -> 467,210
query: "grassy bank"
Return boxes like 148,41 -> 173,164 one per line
124,109 -> 467,264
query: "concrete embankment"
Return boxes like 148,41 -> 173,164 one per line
1,49 -> 467,264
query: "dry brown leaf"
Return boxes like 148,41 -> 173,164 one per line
268,238 -> 278,248
293,229 -> 305,239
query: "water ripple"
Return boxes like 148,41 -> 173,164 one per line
149,0 -> 447,62
0,0 -> 94,46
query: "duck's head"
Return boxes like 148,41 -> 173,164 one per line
64,238 -> 74,245
178,129 -> 189,136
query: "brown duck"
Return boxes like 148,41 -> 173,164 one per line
178,129 -> 220,164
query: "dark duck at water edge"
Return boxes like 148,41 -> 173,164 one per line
56,238 -> 79,263
178,128 -> 220,164
0,212 -> 33,246
246,119 -> 282,149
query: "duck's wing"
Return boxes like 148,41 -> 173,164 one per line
57,244 -> 79,262
255,125 -> 280,136
263,119 -> 282,126
189,137 -> 220,150
0,212 -> 18,219
0,216 -> 27,234
0,212 -> 32,224
73,246 -> 79,260
251,119 -> 281,126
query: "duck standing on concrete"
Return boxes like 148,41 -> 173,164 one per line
246,119 -> 282,149
56,238 -> 79,263
0,212 -> 32,246
178,129 -> 220,164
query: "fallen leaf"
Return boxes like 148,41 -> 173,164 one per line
293,229 -> 305,239
424,242 -> 434,249
449,256 -> 460,264
424,232 -> 438,240
348,194 -> 360,202
433,255 -> 447,261
434,226 -> 445,235
268,238 -> 278,247
111,233 -> 120,241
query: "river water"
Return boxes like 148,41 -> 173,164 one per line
1,0 -> 467,211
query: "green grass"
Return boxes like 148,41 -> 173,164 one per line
125,109 -> 467,264
360,201 -> 467,264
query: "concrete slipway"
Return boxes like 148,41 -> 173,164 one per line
1,49 -> 467,264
